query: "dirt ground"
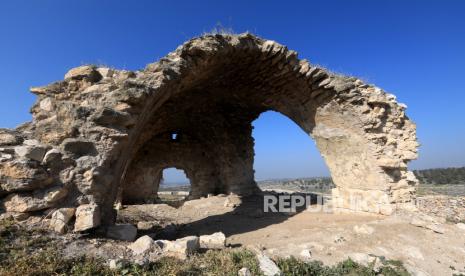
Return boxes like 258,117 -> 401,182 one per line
118,193 -> 465,275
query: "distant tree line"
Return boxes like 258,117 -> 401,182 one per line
413,166 -> 465,185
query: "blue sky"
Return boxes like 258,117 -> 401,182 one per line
1,1 -> 464,182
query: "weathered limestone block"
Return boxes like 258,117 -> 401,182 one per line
199,232 -> 226,249
50,207 -> 75,233
0,160 -> 53,192
39,97 -> 54,112
14,141 -> 48,162
91,107 -> 135,128
74,204 -> 101,232
1,186 -> 67,212
161,236 -> 200,259
0,129 -> 22,146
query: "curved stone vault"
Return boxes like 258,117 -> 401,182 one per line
0,33 -> 419,232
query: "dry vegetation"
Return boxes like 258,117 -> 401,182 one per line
0,218 -> 414,276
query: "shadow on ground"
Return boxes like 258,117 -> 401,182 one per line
175,192 -> 325,239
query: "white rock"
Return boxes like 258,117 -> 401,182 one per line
97,67 -> 114,78
74,204 -> 100,232
224,195 -> 241,207
353,224 -> 374,235
108,259 -> 126,270
43,149 -> 62,165
300,249 -> 312,259
199,232 -> 226,249
0,152 -> 13,162
107,224 -> 137,241
44,186 -> 68,203
257,254 -> 281,276
129,235 -> 158,255
137,221 -> 159,231
39,98 -> 53,112
163,236 -> 199,259
108,259 -> 118,270
238,267 -> 251,276
50,207 -> 75,233
23,139 -> 40,146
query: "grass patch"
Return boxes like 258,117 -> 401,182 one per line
276,256 -> 410,276
1,218 -> 410,275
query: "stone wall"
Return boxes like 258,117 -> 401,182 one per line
0,33 -> 418,232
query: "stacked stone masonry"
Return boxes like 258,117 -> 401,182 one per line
0,34 -> 418,232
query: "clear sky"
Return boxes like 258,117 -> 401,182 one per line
1,1 -> 464,182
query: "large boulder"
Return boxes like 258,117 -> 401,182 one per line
74,204 -> 101,232
106,224 -> 137,241
49,207 -> 75,233
199,232 -> 226,249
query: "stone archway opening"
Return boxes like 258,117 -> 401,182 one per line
158,167 -> 192,207
252,110 -> 331,186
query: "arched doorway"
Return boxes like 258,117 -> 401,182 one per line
158,167 -> 191,206
252,110 -> 330,181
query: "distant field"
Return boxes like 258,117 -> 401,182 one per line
159,166 -> 465,197
417,184 -> 465,197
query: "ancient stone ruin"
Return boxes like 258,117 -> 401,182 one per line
0,33 -> 419,232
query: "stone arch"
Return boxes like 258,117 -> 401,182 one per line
121,131 -> 219,204
0,33 -> 419,231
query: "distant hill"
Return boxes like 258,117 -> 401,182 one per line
413,166 -> 465,185
258,177 -> 334,193
158,167 -> 465,193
